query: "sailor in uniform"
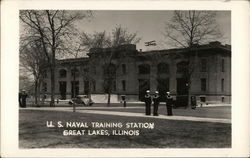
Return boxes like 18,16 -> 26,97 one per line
144,90 -> 152,115
166,92 -> 173,116
153,91 -> 160,116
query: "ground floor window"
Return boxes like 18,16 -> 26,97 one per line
71,81 -> 79,98
138,79 -> 150,101
84,80 -> 89,94
92,80 -> 96,92
59,81 -> 67,99
42,82 -> 47,92
201,78 -> 206,92
157,78 -> 169,101
122,80 -> 126,91
221,79 -> 224,92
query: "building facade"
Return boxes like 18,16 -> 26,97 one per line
43,41 -> 231,104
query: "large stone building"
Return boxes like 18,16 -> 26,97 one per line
43,41 -> 231,104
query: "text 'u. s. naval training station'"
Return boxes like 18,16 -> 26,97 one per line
46,121 -> 155,136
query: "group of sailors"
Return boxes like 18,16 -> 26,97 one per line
144,90 -> 173,116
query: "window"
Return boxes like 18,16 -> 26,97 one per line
201,59 -> 207,72
157,63 -> 169,74
59,69 -> 67,78
71,81 -> 79,97
201,78 -> 206,91
157,78 -> 169,100
221,79 -> 224,92
221,59 -> 225,72
177,61 -> 188,73
44,71 -> 47,78
122,64 -> 126,74
103,64 -> 116,76
221,97 -> 224,102
138,64 -> 150,74
112,80 -> 116,91
71,68 -> 79,77
122,80 -> 126,91
84,68 -> 89,74
92,80 -> 96,91
43,82 -> 47,92
84,80 -> 89,94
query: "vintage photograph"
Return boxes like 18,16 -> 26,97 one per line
19,10 -> 231,148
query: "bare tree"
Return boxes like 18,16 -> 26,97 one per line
81,25 -> 141,106
20,10 -> 92,106
20,39 -> 48,106
165,11 -> 222,107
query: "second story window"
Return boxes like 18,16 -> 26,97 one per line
157,63 -> 169,74
71,68 -> 79,77
138,64 -> 150,74
177,61 -> 188,73
59,69 -> 67,78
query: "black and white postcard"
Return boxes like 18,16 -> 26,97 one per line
1,0 -> 250,157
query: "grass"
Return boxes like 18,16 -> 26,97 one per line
19,109 -> 231,148
82,105 -> 231,119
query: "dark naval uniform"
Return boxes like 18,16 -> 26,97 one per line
166,95 -> 173,116
145,94 -> 151,115
20,92 -> 28,108
19,92 -> 22,107
153,94 -> 160,116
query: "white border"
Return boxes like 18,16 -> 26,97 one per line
1,0 -> 250,157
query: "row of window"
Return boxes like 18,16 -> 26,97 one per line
43,78 -> 225,93
45,58 -> 226,79
200,78 -> 225,92
200,58 -> 225,72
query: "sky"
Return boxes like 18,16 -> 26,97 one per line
76,10 -> 231,51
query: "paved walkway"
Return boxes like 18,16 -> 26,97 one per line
21,107 -> 231,124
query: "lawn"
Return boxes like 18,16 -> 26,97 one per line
82,105 -> 231,119
19,109 -> 231,148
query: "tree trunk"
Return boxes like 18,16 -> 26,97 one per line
187,85 -> 191,108
50,48 -> 56,107
50,66 -> 55,107
37,80 -> 41,107
34,80 -> 38,106
107,91 -> 111,107
41,82 -> 45,106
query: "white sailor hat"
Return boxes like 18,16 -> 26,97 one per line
146,90 -> 150,93
155,91 -> 159,94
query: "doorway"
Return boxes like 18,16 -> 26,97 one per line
176,78 -> 188,106
138,79 -> 150,101
59,81 -> 67,100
